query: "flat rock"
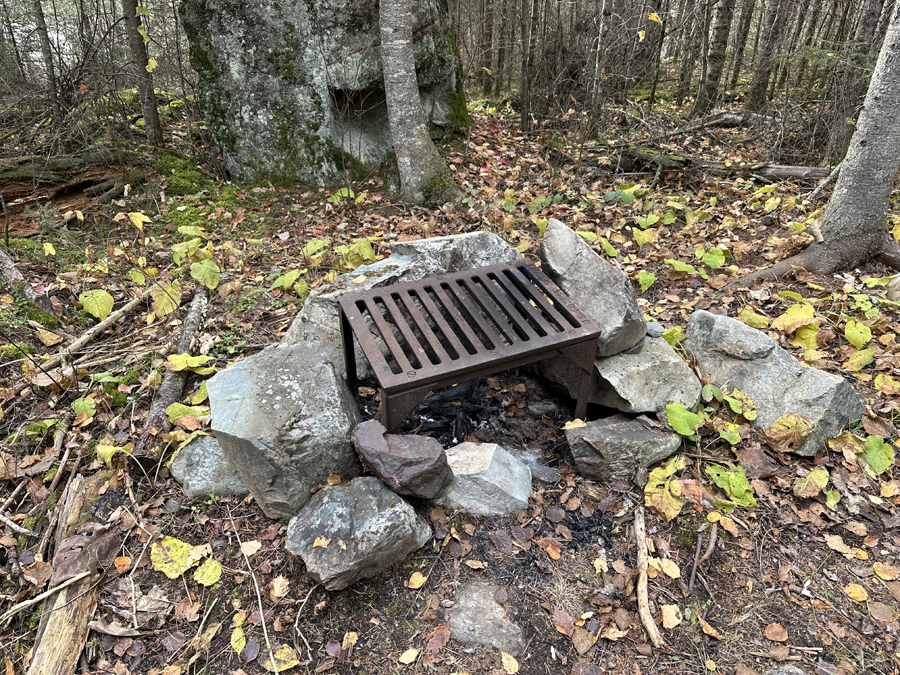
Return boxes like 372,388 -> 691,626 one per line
886,275 -> 900,302
536,337 -> 701,413
285,477 -> 432,590
683,310 -> 864,456
282,232 -> 521,380
540,219 -> 645,356
434,442 -> 531,516
352,420 -> 452,498
207,342 -> 362,519
566,415 -> 682,482
449,580 -> 526,655
170,435 -> 248,499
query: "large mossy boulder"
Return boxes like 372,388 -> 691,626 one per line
179,0 -> 468,185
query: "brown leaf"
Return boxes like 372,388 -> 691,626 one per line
490,530 -> 515,555
869,601 -> 898,623
493,587 -> 508,605
572,626 -> 597,655
535,537 -> 561,560
552,607 -> 574,637
769,645 -> 791,661
698,616 -> 721,639
425,623 -> 450,654
764,623 -> 788,642
464,559 -> 485,570
22,561 -> 53,587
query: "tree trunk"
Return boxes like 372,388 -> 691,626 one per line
675,0 -> 704,105
736,1 -> 900,285
380,0 -> 460,206
121,0 -> 163,146
692,0 -> 736,115
31,0 -> 60,118
743,0 -> 781,110
480,0 -> 494,96
1,0 -> 27,83
727,0 -> 756,89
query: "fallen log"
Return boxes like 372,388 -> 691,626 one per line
616,146 -> 832,181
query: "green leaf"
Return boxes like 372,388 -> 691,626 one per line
302,238 -> 330,257
79,289 -> 115,321
859,435 -> 894,476
165,402 -> 209,423
191,259 -> 220,290
705,463 -> 756,510
96,442 -> 133,467
599,237 -> 618,257
633,228 -> 656,246
634,213 -> 660,229
844,319 -> 872,350
666,403 -> 701,438
824,489 -> 841,509
150,279 -> 182,317
293,279 -> 310,301
724,388 -> 757,421
167,353 -> 212,371
528,195 -> 552,213
844,348 -> 875,372
129,268 -> 146,286
638,271 -> 656,293
702,248 -> 725,269
662,211 -> 677,225
193,558 -> 222,586
576,230 -> 597,241
664,258 -> 708,280
72,397 -> 96,416
231,627 -> 247,654
189,381 -> 209,405
171,237 -> 202,265
644,455 -> 686,522
793,466 -> 829,498
738,307 -> 769,329
771,303 -> 816,334
701,384 -> 723,403
718,424 -> 741,445
792,323 -> 819,351
864,275 -> 895,288
661,326 -> 686,348
178,225 -> 208,239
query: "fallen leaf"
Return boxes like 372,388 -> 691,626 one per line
869,601 -> 899,623
193,558 -> 222,587
552,607 -> 575,636
563,419 -> 586,430
644,455 -> 686,522
764,623 -> 788,642
151,536 -> 194,579
312,537 -> 331,549
342,632 -> 358,649
793,466 -> 829,498
698,616 -> 721,639
425,623 -> 450,654
408,572 -> 427,589
240,540 -> 262,556
874,562 -> 900,580
398,648 -> 419,665
572,626 -> 597,654
600,625 -> 629,640
267,575 -> 290,599
661,604 -> 683,629
501,652 -> 519,674
263,644 -> 300,672
843,583 -> 868,602
464,560 -> 485,569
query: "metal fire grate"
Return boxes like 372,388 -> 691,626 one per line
338,261 -> 601,432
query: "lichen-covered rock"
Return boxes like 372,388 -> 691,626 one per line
170,434 -> 248,499
179,0 -> 468,185
434,442 -> 532,516
352,420 -> 452,498
449,580 -> 526,655
285,477 -> 432,590
566,415 -> 682,482
207,342 -> 362,519
683,310 -> 864,456
282,231 -> 521,380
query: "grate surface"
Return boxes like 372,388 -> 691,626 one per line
338,261 -> 601,431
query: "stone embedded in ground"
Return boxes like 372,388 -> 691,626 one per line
566,415 -> 682,482
887,275 -> 900,302
540,219 -> 646,357
536,336 -> 701,414
683,309 -> 864,456
179,0 -> 466,185
207,342 -> 361,520
285,477 -> 431,591
761,667 -> 809,675
351,420 -> 452,498
169,434 -> 248,499
433,442 -> 532,516
448,579 -> 526,655
282,231 -> 522,381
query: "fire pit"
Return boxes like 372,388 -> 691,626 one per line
338,261 -> 601,431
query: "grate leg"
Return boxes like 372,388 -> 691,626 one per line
560,341 -> 598,420
340,309 -> 358,394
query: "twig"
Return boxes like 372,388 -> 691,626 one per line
698,523 -> 717,565
46,426 -> 69,493
0,512 -> 37,536
292,583 -> 319,663
633,506 -> 665,649
806,161 -> 841,201
688,531 -> 703,593
0,481 -> 27,513
227,506 -> 278,674
0,571 -> 91,626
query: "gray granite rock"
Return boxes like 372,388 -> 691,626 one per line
886,275 -> 900,302
170,435 -> 248,499
683,310 -> 864,456
566,415 -> 682,482
434,442 -> 532,516
540,219 -> 646,357
207,342 -> 362,519
285,477 -> 431,590
282,232 -> 521,381
449,580 -> 526,655
352,420 -> 452,498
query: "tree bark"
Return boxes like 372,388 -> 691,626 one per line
121,0 -> 163,146
735,2 -> 900,285
380,0 -> 461,205
480,0 -> 494,96
31,0 -> 60,118
692,0 -> 736,115
727,0 -> 756,89
743,0 -> 781,110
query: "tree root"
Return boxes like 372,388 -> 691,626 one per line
732,230 -> 900,288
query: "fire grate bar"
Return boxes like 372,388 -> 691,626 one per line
338,261 -> 601,431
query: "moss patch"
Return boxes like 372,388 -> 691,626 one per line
156,150 -> 216,196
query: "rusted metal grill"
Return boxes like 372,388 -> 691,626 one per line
338,261 -> 601,432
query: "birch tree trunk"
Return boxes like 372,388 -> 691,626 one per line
381,0 -> 461,205
737,1 -> 900,284
743,0 -> 781,110
691,0 -> 735,115
122,0 -> 163,146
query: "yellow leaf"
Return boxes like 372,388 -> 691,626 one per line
638,29 -> 646,41
562,419 -> 586,430
656,557 -> 680,578
644,455 -> 685,522
648,12 -> 662,24
129,211 -> 152,232
398,648 -> 419,665
662,604 -> 682,628
146,57 -> 158,72
698,616 -> 722,639
342,631 -> 358,649
43,242 -> 56,256
193,558 -> 222,586
408,572 -> 427,589
501,652 -> 519,674
35,328 -> 62,346
313,536 -> 331,548
843,583 -> 868,602
150,279 -> 181,317
706,660 -> 717,671
230,626 -> 246,654
772,303 -> 815,334
263,645 -> 300,672
874,562 -> 899,581
268,575 -> 290,599
151,536 -> 194,579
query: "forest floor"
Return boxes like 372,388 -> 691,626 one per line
1,103 -> 900,675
